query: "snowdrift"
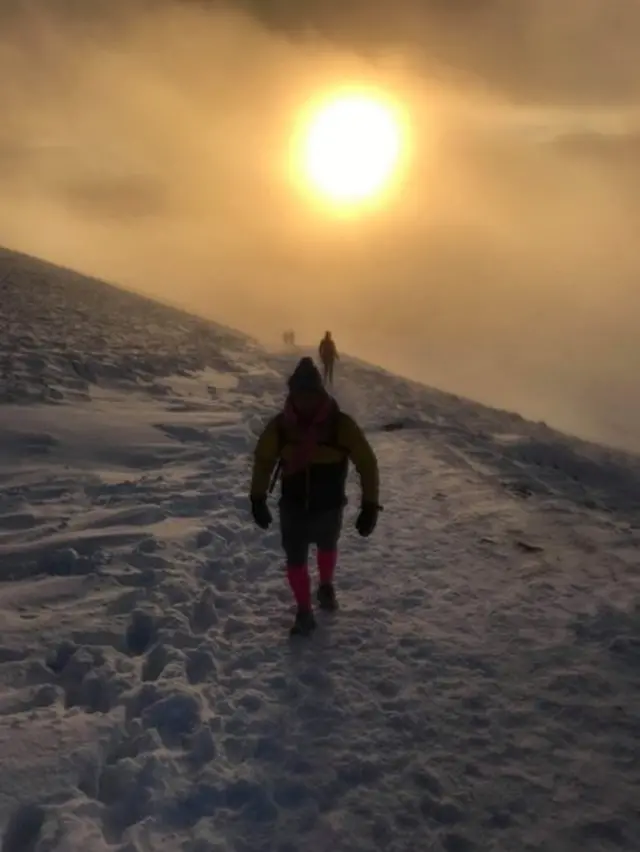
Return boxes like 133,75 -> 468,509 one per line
0,246 -> 638,852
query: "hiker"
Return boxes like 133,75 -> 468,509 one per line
249,357 -> 380,635
282,329 -> 297,348
318,331 -> 338,385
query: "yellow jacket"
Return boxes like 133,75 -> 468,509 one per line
251,409 -> 379,512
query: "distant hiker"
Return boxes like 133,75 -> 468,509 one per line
250,356 -> 380,636
318,331 -> 338,385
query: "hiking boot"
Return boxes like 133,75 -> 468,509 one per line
289,608 -> 317,637
316,582 -> 338,612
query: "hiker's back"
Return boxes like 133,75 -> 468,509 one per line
319,336 -> 336,362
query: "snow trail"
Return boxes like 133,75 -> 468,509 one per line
0,247 -> 638,852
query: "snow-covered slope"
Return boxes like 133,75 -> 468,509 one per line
0,246 -> 638,852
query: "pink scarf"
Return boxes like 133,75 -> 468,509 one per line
282,395 -> 333,476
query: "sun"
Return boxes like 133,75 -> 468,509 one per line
297,91 -> 404,208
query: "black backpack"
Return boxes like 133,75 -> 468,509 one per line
267,409 -> 345,494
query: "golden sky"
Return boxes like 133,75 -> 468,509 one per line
0,0 -> 639,449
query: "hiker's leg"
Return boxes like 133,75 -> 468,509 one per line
313,509 -> 343,584
280,506 -> 311,611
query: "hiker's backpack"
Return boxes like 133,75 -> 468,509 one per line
268,409 -> 346,494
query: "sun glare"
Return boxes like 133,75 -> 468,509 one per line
297,91 -> 405,209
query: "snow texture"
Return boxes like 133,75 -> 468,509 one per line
0,246 -> 639,852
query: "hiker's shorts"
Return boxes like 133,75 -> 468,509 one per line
279,506 -> 343,566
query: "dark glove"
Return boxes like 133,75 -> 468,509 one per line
356,501 -> 379,537
251,497 -> 272,530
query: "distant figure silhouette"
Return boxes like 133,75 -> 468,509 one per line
318,331 -> 338,385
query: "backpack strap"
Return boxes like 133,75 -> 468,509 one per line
268,459 -> 283,495
268,413 -> 286,494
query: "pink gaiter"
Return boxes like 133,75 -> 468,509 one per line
317,550 -> 337,585
287,565 -> 311,611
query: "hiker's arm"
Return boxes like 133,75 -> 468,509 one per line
250,418 -> 280,498
341,415 -> 379,504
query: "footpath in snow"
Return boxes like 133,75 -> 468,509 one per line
0,247 -> 639,852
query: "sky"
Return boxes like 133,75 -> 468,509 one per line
0,0 -> 639,451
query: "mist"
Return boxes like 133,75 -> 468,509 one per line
1,0 -> 640,451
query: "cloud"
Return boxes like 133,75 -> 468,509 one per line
222,0 -> 640,104
1,0 -> 640,451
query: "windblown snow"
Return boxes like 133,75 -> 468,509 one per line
0,246 -> 638,852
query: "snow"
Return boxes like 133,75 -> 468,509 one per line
0,245 -> 639,852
